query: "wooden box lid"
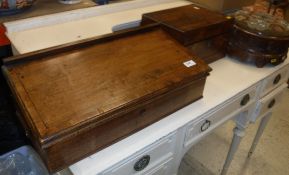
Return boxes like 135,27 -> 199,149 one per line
142,5 -> 233,46
2,25 -> 211,148
2,25 -> 211,172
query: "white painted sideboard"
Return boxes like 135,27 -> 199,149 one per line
4,1 -> 289,175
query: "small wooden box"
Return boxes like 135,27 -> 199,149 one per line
188,0 -> 255,12
141,5 -> 234,63
2,25 -> 211,173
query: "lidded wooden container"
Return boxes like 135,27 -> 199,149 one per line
228,10 -> 289,67
2,25 -> 211,173
188,0 -> 255,12
141,5 -> 234,64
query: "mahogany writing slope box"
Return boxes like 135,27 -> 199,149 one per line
141,5 -> 234,63
2,25 -> 211,173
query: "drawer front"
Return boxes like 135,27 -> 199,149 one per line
184,86 -> 257,148
253,83 -> 287,121
103,133 -> 176,175
260,65 -> 289,97
143,158 -> 173,175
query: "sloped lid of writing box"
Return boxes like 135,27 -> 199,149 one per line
2,25 -> 211,172
142,5 -> 233,46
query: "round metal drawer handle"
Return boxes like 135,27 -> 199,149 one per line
273,74 -> 281,85
240,94 -> 250,106
134,155 -> 150,171
201,120 -> 211,132
268,99 -> 276,109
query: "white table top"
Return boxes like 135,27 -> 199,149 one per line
4,1 -> 289,174
4,0 -> 191,55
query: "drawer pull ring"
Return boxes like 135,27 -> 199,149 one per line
201,120 -> 211,132
240,94 -> 250,106
134,155 -> 150,171
273,74 -> 281,85
268,99 -> 276,109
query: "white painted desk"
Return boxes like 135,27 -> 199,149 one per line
4,0 -> 289,175
4,0 -> 192,55
67,58 -> 288,175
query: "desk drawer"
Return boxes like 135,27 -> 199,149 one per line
253,84 -> 287,122
260,65 -> 289,97
141,158 -> 173,175
102,133 -> 176,175
184,86 -> 257,148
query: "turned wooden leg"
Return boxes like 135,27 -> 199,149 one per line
248,112 -> 272,158
221,125 -> 245,175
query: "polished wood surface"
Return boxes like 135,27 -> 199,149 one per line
2,25 -> 211,172
141,5 -> 233,46
141,5 -> 233,64
227,42 -> 287,68
229,25 -> 289,67
187,34 -> 229,64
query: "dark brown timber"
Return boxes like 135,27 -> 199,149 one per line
2,25 -> 211,172
141,5 -> 234,63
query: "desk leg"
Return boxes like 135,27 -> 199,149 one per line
248,112 -> 272,158
221,125 -> 245,175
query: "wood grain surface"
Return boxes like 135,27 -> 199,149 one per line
141,5 -> 233,46
141,5 -> 233,64
3,25 -> 211,172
